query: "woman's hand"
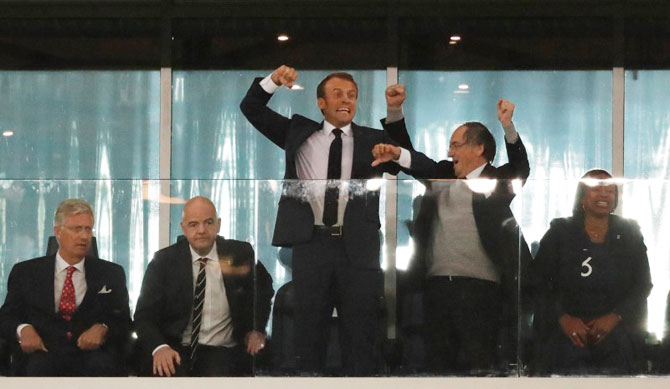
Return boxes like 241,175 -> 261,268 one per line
559,314 -> 590,348
586,313 -> 621,344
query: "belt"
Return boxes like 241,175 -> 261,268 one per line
314,225 -> 343,236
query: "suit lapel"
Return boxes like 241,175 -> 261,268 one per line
286,121 -> 321,157
79,257 -> 101,313
36,256 -> 57,314
350,124 -> 365,179
178,241 -> 195,306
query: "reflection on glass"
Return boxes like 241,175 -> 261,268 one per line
170,70 -> 387,180
0,178 -> 668,376
395,178 -> 526,376
0,71 -> 160,180
396,178 -> 669,376
528,171 -> 651,375
624,70 -> 670,340
0,180 -> 161,312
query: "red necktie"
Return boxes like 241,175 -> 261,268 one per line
58,266 -> 76,321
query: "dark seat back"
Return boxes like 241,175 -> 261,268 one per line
46,236 -> 99,258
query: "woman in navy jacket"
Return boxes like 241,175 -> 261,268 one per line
530,169 -> 652,375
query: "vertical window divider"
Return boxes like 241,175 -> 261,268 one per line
159,66 -> 172,250
612,66 -> 625,216
384,66 -> 399,342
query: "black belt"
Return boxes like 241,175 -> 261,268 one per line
314,225 -> 343,236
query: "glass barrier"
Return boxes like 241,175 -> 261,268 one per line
0,178 -> 668,378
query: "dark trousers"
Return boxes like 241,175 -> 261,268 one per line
424,276 -> 502,375
292,230 -> 383,376
540,324 -> 644,375
142,343 -> 250,377
22,345 -> 125,376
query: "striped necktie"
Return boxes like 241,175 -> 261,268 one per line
190,257 -> 207,366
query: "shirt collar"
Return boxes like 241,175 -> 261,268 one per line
55,251 -> 86,273
189,241 -> 218,263
466,163 -> 488,179
323,120 -> 352,137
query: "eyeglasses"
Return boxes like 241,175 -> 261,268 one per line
449,141 -> 468,152
61,225 -> 94,234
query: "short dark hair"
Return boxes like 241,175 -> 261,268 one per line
461,121 -> 496,163
316,72 -> 358,99
572,169 -> 619,217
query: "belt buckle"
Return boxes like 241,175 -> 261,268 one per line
331,225 -> 342,236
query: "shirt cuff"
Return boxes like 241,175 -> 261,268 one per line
502,121 -> 519,144
260,74 -> 280,94
396,147 -> 411,169
385,108 -> 404,124
17,323 -> 32,340
152,344 -> 171,356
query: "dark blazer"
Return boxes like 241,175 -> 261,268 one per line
529,215 -> 652,337
240,77 -> 401,269
133,236 -> 274,354
0,255 -> 131,352
383,119 -> 532,311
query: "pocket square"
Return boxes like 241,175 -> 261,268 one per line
98,285 -> 112,294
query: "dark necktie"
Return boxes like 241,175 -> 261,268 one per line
190,258 -> 207,366
323,128 -> 343,226
58,266 -> 76,321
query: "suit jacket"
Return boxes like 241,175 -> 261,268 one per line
383,119 -> 533,313
529,215 -> 652,338
0,255 -> 131,352
240,77 -> 401,269
133,236 -> 274,354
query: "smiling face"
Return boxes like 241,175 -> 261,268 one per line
54,212 -> 94,265
581,172 -> 616,217
317,77 -> 358,128
181,197 -> 221,256
448,126 -> 486,178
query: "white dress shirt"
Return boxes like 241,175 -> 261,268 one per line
153,242 -> 236,355
180,242 -> 236,348
17,252 -> 87,338
260,75 -> 353,226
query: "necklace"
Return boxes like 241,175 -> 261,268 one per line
585,222 -> 608,242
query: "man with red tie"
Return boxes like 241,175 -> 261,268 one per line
0,199 -> 131,376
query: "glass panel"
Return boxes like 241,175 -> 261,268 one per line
1,178 -> 668,377
523,178 -> 664,376
163,179 -> 390,376
395,178 -> 525,376
624,70 -> 670,179
0,71 -> 161,179
171,70 -> 387,179
624,71 -> 670,363
0,179 -> 161,312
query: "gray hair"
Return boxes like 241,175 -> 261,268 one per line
53,198 -> 94,227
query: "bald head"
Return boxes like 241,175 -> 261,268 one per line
182,196 -> 217,220
181,196 -> 221,256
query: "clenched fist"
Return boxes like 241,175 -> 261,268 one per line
497,99 -> 515,127
386,84 -> 406,110
271,65 -> 298,88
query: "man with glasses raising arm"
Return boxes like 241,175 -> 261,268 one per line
0,198 -> 131,376
373,95 -> 532,375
